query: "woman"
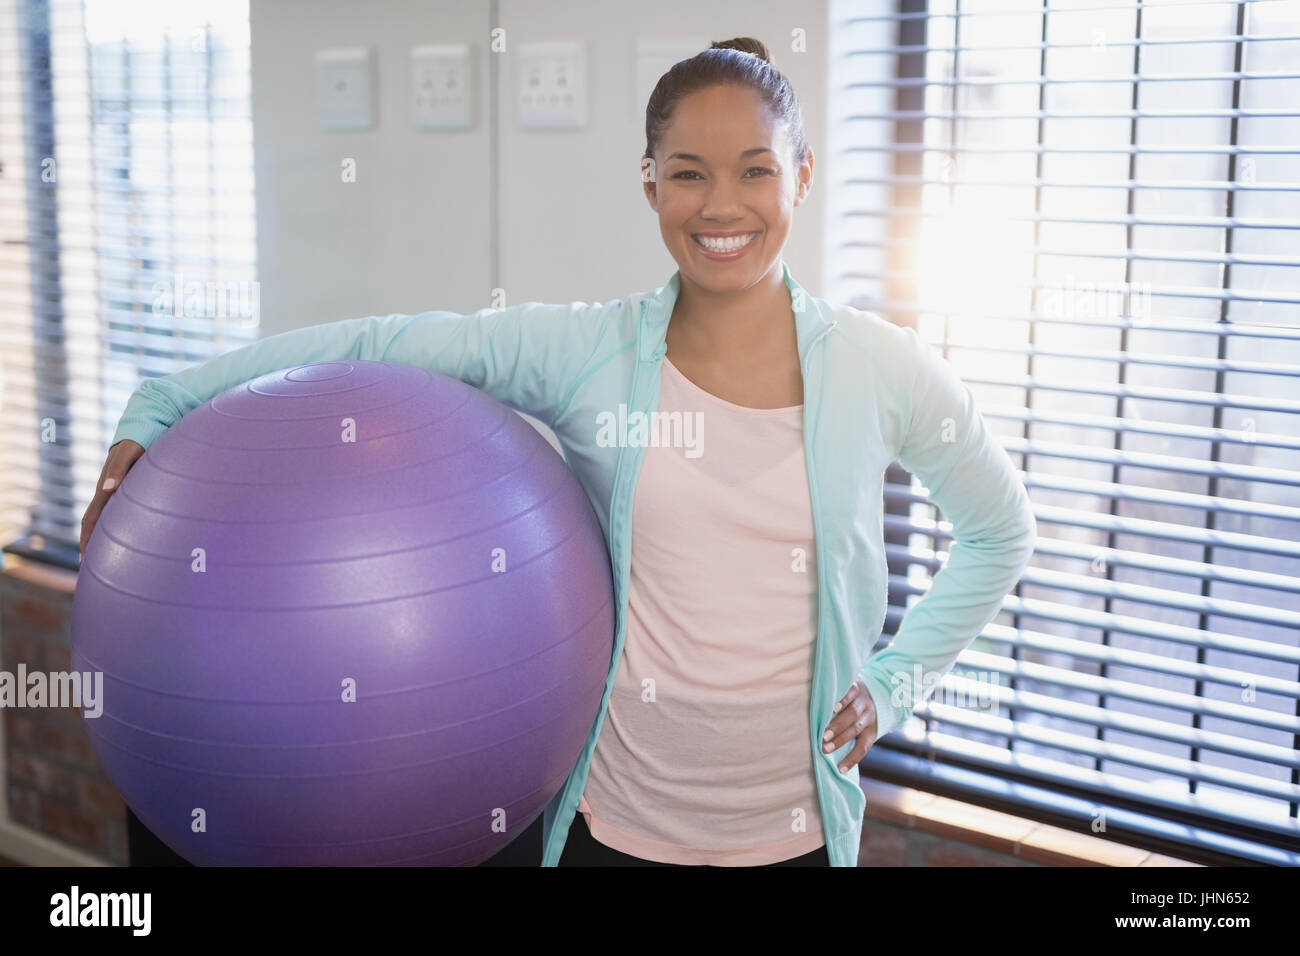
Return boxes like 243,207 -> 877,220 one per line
80,38 -> 1036,867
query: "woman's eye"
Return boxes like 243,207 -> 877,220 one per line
670,167 -> 774,180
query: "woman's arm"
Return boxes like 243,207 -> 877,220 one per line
856,326 -> 1038,740
109,300 -> 612,451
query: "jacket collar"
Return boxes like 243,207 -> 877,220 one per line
638,258 -> 836,364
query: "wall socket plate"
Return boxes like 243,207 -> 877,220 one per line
516,41 -> 585,130
411,44 -> 473,131
315,46 -> 373,132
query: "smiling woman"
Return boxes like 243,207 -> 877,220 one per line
82,33 -> 1035,871
560,38 -> 860,866
642,39 -> 814,411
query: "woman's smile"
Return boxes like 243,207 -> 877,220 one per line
691,230 -> 761,260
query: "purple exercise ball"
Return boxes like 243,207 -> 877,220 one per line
71,360 -> 615,865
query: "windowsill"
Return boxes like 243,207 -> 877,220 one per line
2,535 -> 81,574
0,553 -> 78,595
862,777 -> 1202,866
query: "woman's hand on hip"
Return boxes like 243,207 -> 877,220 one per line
821,678 -> 878,773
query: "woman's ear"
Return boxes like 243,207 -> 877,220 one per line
794,148 -> 814,207
641,156 -> 658,209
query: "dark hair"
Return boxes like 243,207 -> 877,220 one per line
642,37 -> 810,172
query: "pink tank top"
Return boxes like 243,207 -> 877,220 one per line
576,355 -> 826,865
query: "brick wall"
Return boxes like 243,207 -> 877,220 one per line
1,563 -> 127,864
860,817 -> 1035,866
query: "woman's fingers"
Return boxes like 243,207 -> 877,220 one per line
822,702 -> 873,755
821,678 -> 878,772
821,680 -> 862,750
80,440 -> 144,561
837,734 -> 872,774
80,485 -> 112,562
831,678 -> 860,715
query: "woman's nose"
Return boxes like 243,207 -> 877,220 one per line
699,184 -> 743,218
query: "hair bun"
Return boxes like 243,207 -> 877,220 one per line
709,37 -> 771,65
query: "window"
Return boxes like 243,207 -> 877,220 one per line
0,0 -> 257,568
829,0 -> 1300,862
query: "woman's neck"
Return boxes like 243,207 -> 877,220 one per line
666,262 -> 796,366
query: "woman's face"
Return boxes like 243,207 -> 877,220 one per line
644,83 -> 813,297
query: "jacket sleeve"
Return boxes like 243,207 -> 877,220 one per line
855,325 -> 1037,741
109,301 -> 611,451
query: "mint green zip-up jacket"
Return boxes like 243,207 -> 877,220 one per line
107,258 -> 1037,867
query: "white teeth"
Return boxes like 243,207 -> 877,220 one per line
695,232 -> 757,253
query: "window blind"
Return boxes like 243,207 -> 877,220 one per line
0,0 -> 258,567
828,0 -> 1300,860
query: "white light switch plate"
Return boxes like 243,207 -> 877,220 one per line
516,41 -> 585,130
411,44 -> 473,131
315,47 -> 373,132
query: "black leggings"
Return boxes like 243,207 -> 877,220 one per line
479,810 -> 831,867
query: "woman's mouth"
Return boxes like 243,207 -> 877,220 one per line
692,231 -> 760,260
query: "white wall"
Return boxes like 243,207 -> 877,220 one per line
249,0 -> 829,337
250,0 -> 494,335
